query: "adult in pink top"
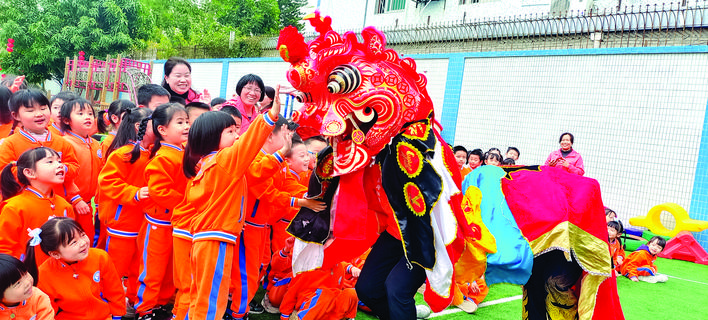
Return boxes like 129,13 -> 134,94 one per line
222,74 -> 265,135
545,132 -> 585,175
162,57 -> 211,105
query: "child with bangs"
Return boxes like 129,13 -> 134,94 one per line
25,217 -> 125,320
59,98 -> 102,244
47,91 -> 78,136
0,147 -> 74,265
182,85 -> 292,320
0,90 -> 81,208
97,107 -> 154,315
0,254 -> 53,320
170,111 -> 240,320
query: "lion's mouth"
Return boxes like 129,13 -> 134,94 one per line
324,109 -> 378,176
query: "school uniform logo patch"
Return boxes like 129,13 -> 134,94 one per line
93,270 -> 100,282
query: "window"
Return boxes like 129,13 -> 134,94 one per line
376,0 -> 405,14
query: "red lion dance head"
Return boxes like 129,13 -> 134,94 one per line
278,13 -> 434,176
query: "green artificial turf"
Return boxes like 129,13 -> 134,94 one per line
250,257 -> 708,320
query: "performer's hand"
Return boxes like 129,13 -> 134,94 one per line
350,266 -> 361,278
616,256 -> 624,265
299,199 -> 326,212
74,200 -> 91,215
469,281 -> 480,294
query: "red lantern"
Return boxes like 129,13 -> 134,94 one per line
6,38 -> 13,53
78,51 -> 85,60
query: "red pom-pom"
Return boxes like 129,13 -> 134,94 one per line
277,26 -> 308,63
7,38 -> 14,44
6,48 -> 12,53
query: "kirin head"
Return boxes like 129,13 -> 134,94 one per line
278,13 -> 434,176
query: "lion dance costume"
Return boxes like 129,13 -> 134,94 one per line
277,12 -> 623,320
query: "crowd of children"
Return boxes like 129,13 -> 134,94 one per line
0,66 -> 670,320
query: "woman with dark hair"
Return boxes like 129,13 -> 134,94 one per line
545,132 -> 584,175
221,74 -> 266,134
162,57 -> 211,105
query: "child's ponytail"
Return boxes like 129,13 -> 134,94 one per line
97,109 -> 110,134
1,161 -> 22,199
130,116 -> 151,164
23,228 -> 41,285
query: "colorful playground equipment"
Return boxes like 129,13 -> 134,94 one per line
629,203 -> 708,264
61,54 -> 153,107
629,203 -> 708,238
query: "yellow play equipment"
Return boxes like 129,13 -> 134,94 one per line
630,203 -> 708,238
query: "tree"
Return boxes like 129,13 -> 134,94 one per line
0,0 -> 151,83
209,0 -> 280,36
278,0 -> 307,30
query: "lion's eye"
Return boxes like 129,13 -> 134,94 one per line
327,64 -> 361,94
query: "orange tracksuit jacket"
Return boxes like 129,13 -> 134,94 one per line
0,187 -> 74,264
135,143 -> 186,314
278,265 -> 358,320
38,248 -> 125,320
187,113 -> 276,320
267,166 -> 308,262
619,247 -> 658,279
97,144 -> 153,302
63,130 -> 103,244
609,239 -> 626,271
170,154 -> 210,320
0,287 -> 54,320
0,127 -> 81,204
99,132 -> 116,163
226,150 -> 295,319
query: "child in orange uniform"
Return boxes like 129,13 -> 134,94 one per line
47,91 -> 78,137
135,103 -> 190,319
0,147 -> 74,264
97,99 -> 135,162
0,254 -> 54,320
97,107 -> 154,311
607,221 -> 625,275
0,89 -> 81,207
278,263 -> 358,320
620,236 -> 668,283
59,98 -> 103,245
171,111 -> 237,320
185,86 -> 283,320
26,217 -> 125,320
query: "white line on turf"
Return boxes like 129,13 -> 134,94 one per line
428,295 -> 523,318
666,275 -> 708,286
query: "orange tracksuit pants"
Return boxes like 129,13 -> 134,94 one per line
135,216 -> 175,314
280,288 -> 358,320
172,233 -> 192,320
226,223 -> 268,319
270,219 -> 291,258
105,232 -> 140,303
189,240 -> 237,320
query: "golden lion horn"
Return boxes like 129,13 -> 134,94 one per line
327,64 -> 361,94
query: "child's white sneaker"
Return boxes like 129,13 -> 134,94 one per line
456,299 -> 478,313
416,304 -> 432,319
